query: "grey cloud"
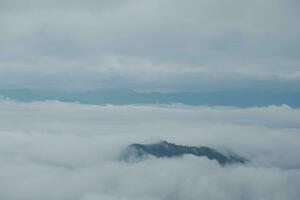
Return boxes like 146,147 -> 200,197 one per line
0,53 -> 300,91
0,0 -> 299,91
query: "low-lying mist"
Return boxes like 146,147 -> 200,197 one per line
0,100 -> 299,200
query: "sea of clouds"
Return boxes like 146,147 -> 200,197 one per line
0,100 -> 299,200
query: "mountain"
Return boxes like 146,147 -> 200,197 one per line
0,89 -> 299,107
120,141 -> 248,166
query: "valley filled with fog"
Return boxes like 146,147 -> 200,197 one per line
0,100 -> 299,200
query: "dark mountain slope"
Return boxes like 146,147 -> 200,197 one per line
121,141 -> 248,166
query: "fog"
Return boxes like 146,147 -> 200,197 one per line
0,100 -> 299,200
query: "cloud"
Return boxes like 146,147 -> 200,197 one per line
0,100 -> 300,199
0,0 -> 299,91
0,55 -> 300,91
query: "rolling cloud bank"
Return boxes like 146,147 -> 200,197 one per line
0,100 -> 299,200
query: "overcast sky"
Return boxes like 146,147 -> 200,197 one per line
0,0 -> 299,91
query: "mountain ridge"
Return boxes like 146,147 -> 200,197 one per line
0,89 -> 299,107
120,141 -> 249,166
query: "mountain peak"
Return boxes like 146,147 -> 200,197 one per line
120,141 -> 248,166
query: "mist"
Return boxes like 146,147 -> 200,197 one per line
0,100 -> 299,200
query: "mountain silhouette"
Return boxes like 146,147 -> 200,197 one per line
120,141 -> 248,166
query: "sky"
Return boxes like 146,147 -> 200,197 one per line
0,100 -> 300,200
0,0 -> 300,92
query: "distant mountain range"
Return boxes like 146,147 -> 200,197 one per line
120,141 -> 248,166
0,89 -> 299,107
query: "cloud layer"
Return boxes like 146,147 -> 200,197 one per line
0,0 -> 299,91
0,100 -> 300,200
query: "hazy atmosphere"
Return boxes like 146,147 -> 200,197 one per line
0,0 -> 299,200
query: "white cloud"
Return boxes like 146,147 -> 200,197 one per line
0,100 -> 299,199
